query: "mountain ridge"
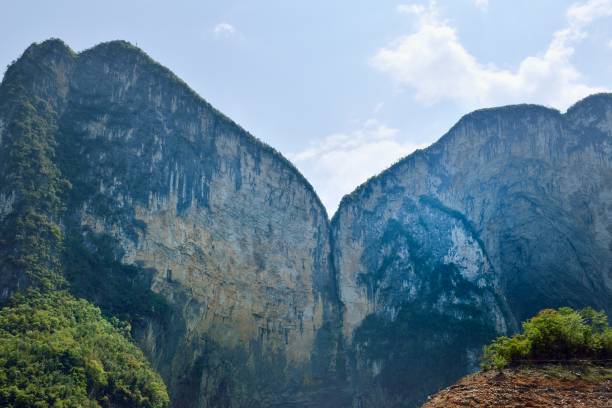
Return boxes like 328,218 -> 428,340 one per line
334,93 -> 612,220
1,38 -> 611,407
0,38 -> 345,407
17,39 -> 612,223
5,38 -> 328,219
332,84 -> 612,405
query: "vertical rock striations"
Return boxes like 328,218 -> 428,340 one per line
0,39 -> 75,299
332,97 -> 612,406
2,38 -> 612,408
0,39 -> 346,407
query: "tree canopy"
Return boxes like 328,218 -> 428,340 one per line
482,307 -> 612,369
0,291 -> 169,407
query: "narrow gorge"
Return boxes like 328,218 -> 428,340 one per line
1,39 -> 611,407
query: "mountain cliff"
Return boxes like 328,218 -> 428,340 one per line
333,95 -> 612,406
0,39 -> 346,407
1,39 -> 612,408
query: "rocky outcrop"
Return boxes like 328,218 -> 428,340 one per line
0,39 -> 346,407
423,364 -> 612,407
333,96 -> 612,406
2,38 -> 612,408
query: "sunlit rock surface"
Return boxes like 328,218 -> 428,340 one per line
0,39 -> 346,407
1,38 -> 611,408
333,95 -> 612,406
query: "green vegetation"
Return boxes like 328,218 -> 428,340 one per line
537,363 -> 612,382
482,307 -> 612,369
0,51 -> 172,407
0,93 -> 68,290
0,291 -> 169,407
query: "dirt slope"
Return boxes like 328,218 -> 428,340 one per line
423,364 -> 612,407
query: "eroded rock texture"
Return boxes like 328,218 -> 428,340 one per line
0,39 -> 346,407
333,97 -> 612,406
2,38 -> 611,408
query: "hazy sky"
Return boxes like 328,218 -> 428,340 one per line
2,0 -> 612,213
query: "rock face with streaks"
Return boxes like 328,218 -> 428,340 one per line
2,38 -> 612,408
333,96 -> 612,406
0,39 -> 346,407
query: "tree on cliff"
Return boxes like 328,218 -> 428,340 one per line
0,291 -> 169,407
482,307 -> 612,369
0,46 -> 170,407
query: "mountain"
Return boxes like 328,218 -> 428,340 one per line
0,39 -> 346,407
1,39 -> 611,407
333,94 -> 612,406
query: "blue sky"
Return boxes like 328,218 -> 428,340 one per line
2,0 -> 612,213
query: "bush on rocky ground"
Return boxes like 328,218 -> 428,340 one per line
482,307 -> 612,369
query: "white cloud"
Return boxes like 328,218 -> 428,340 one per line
473,0 -> 489,10
213,22 -> 236,38
567,0 -> 612,24
292,120 -> 425,214
371,0 -> 612,110
397,3 -> 427,15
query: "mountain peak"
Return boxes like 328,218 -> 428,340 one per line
334,100 -> 566,215
78,39 -> 152,63
565,93 -> 612,132
566,92 -> 612,113
7,38 -> 75,74
24,38 -> 74,56
1,38 -> 339,406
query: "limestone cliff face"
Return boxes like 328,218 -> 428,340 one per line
332,97 -> 612,406
3,38 -> 612,408
0,40 -> 345,407
0,39 -> 76,300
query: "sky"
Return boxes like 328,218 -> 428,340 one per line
2,0 -> 612,214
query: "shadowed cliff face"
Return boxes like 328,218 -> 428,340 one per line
333,96 -> 612,406
1,39 -> 612,408
0,40 -> 347,407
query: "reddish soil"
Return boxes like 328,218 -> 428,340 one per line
423,365 -> 612,407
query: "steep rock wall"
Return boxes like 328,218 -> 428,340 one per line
3,38 -> 612,408
333,97 -> 612,406
0,40 -> 346,407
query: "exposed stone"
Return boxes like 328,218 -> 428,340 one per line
333,98 -> 612,406
1,38 -> 611,408
0,39 -> 346,407
424,365 -> 612,408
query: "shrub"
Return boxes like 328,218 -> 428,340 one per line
0,291 -> 169,407
482,307 -> 612,369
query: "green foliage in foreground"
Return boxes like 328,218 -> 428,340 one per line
482,307 -> 612,370
0,291 -> 169,408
